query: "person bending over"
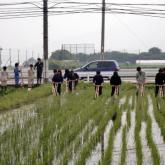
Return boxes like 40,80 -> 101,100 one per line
93,70 -> 104,97
110,71 -> 121,96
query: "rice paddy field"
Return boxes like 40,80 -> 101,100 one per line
0,83 -> 165,165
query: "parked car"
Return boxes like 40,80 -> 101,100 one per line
74,60 -> 120,80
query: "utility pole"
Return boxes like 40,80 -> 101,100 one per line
43,0 -> 48,82
0,47 -> 2,69
101,0 -> 105,60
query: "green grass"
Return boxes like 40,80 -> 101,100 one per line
0,85 -> 51,111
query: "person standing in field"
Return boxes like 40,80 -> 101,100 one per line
28,64 -> 35,91
14,63 -> 20,87
0,66 -> 8,94
93,70 -> 104,97
67,70 -> 77,92
52,69 -> 63,95
74,72 -> 79,90
63,69 -> 70,80
63,69 -> 70,92
155,68 -> 164,97
34,58 -> 43,85
110,71 -> 122,96
136,66 -> 146,96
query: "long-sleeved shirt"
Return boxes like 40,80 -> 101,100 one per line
155,72 -> 164,85
110,75 -> 121,85
93,74 -> 104,85
136,71 -> 145,84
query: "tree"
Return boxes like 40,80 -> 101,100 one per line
148,47 -> 161,54
50,50 -> 73,60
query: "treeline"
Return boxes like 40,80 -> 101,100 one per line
49,47 -> 165,69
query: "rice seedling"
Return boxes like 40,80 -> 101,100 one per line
151,92 -> 165,141
119,126 -> 127,165
126,106 -> 131,129
134,97 -> 143,165
143,95 -> 160,165
100,102 -> 122,165
0,83 -> 165,165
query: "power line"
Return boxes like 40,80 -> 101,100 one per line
1,2 -> 165,19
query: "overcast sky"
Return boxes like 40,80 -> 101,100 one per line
1,0 -> 165,65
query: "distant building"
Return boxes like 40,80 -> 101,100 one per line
136,60 -> 165,66
23,57 -> 37,67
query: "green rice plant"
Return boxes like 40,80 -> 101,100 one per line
123,92 -> 131,111
126,107 -> 131,129
156,97 -> 165,118
150,93 -> 165,141
74,97 -> 120,165
28,86 -> 107,164
134,97 -> 143,165
146,114 -> 160,165
56,90 -> 111,164
100,103 -> 122,165
0,83 -> 150,164
58,100 -> 106,165
132,94 -> 136,110
143,95 -> 160,165
119,126 -> 127,165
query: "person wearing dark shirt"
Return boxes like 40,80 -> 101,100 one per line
110,71 -> 121,96
74,72 -> 79,89
67,70 -> 77,92
155,68 -> 164,97
52,69 -> 63,95
93,71 -> 104,96
34,58 -> 43,85
63,69 -> 70,79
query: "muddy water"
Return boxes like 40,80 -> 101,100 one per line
128,96 -> 132,106
86,97 -> 126,165
140,122 -> 153,165
111,112 -> 127,165
86,120 -> 113,165
126,111 -> 136,164
148,96 -> 165,164
119,97 -> 126,108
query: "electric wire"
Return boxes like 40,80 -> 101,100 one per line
1,2 -> 165,19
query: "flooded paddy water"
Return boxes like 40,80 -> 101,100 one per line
0,86 -> 165,165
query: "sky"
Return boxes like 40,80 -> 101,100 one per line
1,0 -> 165,65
